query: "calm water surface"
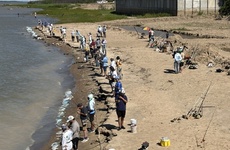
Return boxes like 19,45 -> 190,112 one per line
0,3 -> 74,150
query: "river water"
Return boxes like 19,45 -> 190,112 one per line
0,2 -> 75,150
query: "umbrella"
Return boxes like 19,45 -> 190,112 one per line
143,27 -> 150,31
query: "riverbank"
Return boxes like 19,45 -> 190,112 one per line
36,14 -> 230,150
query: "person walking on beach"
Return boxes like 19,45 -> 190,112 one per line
87,93 -> 96,133
61,124 -> 73,150
115,88 -> 128,130
77,103 -> 89,142
66,116 -> 80,150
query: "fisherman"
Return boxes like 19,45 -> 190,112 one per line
66,116 -> 80,150
61,124 -> 73,150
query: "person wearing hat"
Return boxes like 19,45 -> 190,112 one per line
66,116 -> 80,150
115,87 -> 128,130
87,93 -> 96,133
114,76 -> 122,97
61,124 -> 73,150
77,103 -> 89,142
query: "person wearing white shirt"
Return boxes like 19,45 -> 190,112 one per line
87,94 -> 95,133
174,50 -> 182,74
61,124 -> 73,150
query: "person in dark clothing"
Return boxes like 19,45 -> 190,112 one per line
115,88 -> 128,130
77,103 -> 89,142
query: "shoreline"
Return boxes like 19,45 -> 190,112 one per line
33,25 -> 112,150
33,15 -> 230,150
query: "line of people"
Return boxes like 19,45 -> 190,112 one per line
60,25 -> 128,150
61,93 -> 96,150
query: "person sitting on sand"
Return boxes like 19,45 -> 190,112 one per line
115,88 -> 128,130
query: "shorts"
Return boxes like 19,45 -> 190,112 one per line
89,113 -> 95,122
81,119 -> 87,131
103,66 -> 108,72
116,110 -> 126,118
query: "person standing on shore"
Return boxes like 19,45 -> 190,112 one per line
87,93 -> 96,133
77,103 -> 89,142
102,25 -> 107,38
116,56 -> 122,79
115,88 -> 128,130
101,38 -> 107,55
71,30 -> 75,42
61,124 -> 73,150
66,116 -> 80,150
114,77 -> 122,97
76,30 -> 80,43
101,55 -> 109,76
174,48 -> 182,74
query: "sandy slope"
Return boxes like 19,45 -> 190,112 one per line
38,13 -> 230,150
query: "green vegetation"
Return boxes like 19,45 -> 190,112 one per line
14,3 -> 169,24
219,0 -> 230,15
17,3 -> 126,23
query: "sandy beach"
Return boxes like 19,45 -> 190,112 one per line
35,10 -> 230,150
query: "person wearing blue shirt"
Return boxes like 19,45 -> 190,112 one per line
115,88 -> 128,130
101,55 -> 108,76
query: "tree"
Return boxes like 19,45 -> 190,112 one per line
219,0 -> 230,15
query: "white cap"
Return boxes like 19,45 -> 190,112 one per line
121,88 -> 125,93
88,93 -> 94,100
66,115 -> 74,122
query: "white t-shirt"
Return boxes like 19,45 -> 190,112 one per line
174,53 -> 182,62
62,129 -> 73,150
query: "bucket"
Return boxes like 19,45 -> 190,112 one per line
160,137 -> 170,147
130,119 -> 137,125
130,119 -> 137,133
131,124 -> 137,133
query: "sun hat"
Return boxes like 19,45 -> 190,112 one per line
88,93 -> 94,100
66,115 -> 74,122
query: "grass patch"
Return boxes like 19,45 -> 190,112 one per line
11,3 -> 171,24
